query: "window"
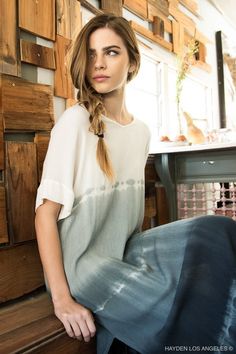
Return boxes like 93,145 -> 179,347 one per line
167,66 -> 212,138
126,53 -> 163,152
127,44 -> 215,152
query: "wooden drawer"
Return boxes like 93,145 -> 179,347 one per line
175,150 -> 236,183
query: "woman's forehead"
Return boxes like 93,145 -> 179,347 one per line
89,27 -> 125,48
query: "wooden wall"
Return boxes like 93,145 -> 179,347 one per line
0,0 -> 82,303
0,0 -> 205,304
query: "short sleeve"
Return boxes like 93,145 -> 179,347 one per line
35,107 -> 80,220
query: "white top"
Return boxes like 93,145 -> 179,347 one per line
35,104 -> 150,291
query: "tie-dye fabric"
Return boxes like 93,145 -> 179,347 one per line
76,216 -> 236,354
35,105 -> 236,354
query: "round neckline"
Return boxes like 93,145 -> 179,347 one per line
102,115 -> 136,127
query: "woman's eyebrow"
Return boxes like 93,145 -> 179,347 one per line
88,45 -> 121,52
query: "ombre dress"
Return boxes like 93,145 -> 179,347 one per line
36,104 -> 236,354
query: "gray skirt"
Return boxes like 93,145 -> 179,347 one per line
73,216 -> 236,354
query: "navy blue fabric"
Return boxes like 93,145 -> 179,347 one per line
155,216 -> 236,353
75,216 -> 236,354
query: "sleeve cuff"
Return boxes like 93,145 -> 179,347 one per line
35,179 -> 74,220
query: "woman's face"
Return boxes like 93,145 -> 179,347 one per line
86,27 -> 133,94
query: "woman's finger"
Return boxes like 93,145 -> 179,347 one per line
79,319 -> 93,342
70,319 -> 83,339
62,319 -> 76,338
86,316 -> 96,337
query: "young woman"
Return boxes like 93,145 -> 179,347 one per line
35,14 -> 236,354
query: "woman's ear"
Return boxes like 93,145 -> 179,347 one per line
128,63 -> 136,73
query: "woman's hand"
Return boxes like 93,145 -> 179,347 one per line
54,296 -> 96,342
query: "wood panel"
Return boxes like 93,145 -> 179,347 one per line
0,291 -> 96,353
0,0 -> 20,76
144,156 -> 169,227
79,0 -> 102,15
172,20 -> 185,54
184,31 -> 211,72
54,35 -> 74,99
20,39 -> 56,70
0,316 -> 96,353
0,242 -> 44,302
0,114 -> 4,169
66,98 -> 77,108
153,16 -> 164,38
156,186 -> 169,225
1,323 -> 96,354
31,331 -> 96,353
0,74 -> 54,131
70,0 -> 82,39
0,185 -> 8,244
172,19 -> 180,54
123,0 -> 148,19
18,0 -> 56,40
168,0 -> 179,6
169,4 -> 196,36
0,293 -> 53,335
130,21 -> 172,51
57,0 -> 82,39
148,0 -> 169,17
179,0 -> 199,16
5,142 -> 38,243
101,0 -> 122,16
34,133 -> 50,182
57,0 -> 71,38
147,4 -> 172,33
144,156 -> 158,231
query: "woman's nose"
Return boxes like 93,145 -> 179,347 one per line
94,54 -> 106,70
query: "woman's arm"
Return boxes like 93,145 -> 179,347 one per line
35,200 -> 96,342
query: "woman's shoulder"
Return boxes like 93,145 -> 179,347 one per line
134,118 -> 151,140
52,103 -> 90,133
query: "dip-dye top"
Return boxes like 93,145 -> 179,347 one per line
35,104 -> 150,294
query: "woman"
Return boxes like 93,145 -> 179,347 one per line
35,14 -> 236,354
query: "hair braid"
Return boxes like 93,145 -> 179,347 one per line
70,14 -> 140,182
87,96 -> 115,181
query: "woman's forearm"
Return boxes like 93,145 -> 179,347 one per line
35,203 -> 71,304
35,201 -> 96,341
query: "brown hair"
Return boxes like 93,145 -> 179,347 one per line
70,14 -> 140,181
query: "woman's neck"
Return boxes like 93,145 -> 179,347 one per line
103,88 -> 133,125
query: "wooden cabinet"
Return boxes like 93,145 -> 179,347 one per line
155,145 -> 236,222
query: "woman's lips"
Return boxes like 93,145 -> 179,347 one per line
93,76 -> 109,82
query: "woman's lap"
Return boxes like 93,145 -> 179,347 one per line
77,216 -> 236,353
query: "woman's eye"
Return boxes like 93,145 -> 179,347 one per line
88,52 -> 95,60
107,50 -> 119,56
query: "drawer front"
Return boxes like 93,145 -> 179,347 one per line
176,151 -> 236,182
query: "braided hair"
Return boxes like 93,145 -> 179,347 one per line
70,14 -> 140,181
